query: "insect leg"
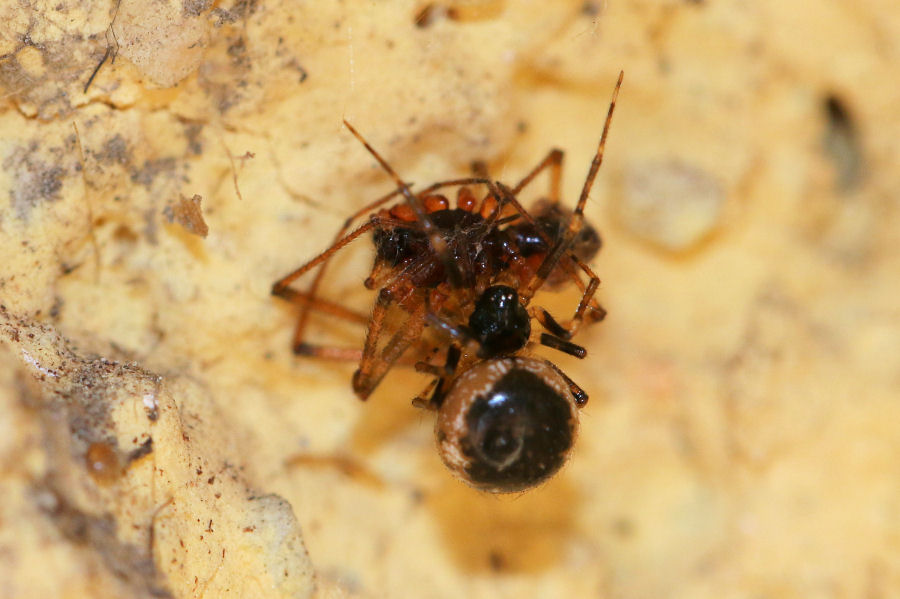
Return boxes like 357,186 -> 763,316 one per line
511,148 -> 564,201
352,298 -> 426,400
287,188 -> 407,351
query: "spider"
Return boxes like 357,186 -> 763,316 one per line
273,72 -> 623,493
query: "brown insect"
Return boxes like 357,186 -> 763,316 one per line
273,72 -> 623,493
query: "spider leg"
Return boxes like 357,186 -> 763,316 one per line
544,360 -> 589,406
567,257 -> 606,331
556,256 -> 606,318
273,286 -> 369,361
538,333 -> 586,359
411,379 -> 440,410
412,344 -> 461,411
472,146 -> 564,227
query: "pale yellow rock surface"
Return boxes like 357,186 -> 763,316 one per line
1,1 -> 898,598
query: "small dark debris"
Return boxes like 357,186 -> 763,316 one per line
49,296 -> 64,319
414,3 -> 448,28
286,58 -> 308,83
128,437 -> 154,462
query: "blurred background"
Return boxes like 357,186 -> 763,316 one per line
0,1 -> 898,597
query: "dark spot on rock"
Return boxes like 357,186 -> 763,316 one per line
488,550 -> 506,571
227,36 -> 250,69
285,58 -> 308,83
581,1 -> 601,16
128,437 -> 154,462
99,134 -> 131,165
611,517 -> 635,539
130,157 -> 176,188
182,122 -> 204,155
822,93 -> 864,192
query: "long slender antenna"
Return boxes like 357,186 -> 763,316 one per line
575,70 -> 623,216
343,120 -> 423,215
522,71 -> 623,303
343,120 -> 462,286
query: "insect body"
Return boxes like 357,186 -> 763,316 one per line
273,72 -> 623,492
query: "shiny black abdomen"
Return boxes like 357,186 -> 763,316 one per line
460,368 -> 575,492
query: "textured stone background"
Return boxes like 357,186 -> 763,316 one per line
1,1 -> 898,597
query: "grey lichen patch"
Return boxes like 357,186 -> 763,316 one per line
3,143 -> 67,221
210,0 -> 260,26
181,122 -> 204,156
98,134 -> 132,166
182,0 -> 215,17
129,157 -> 178,188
